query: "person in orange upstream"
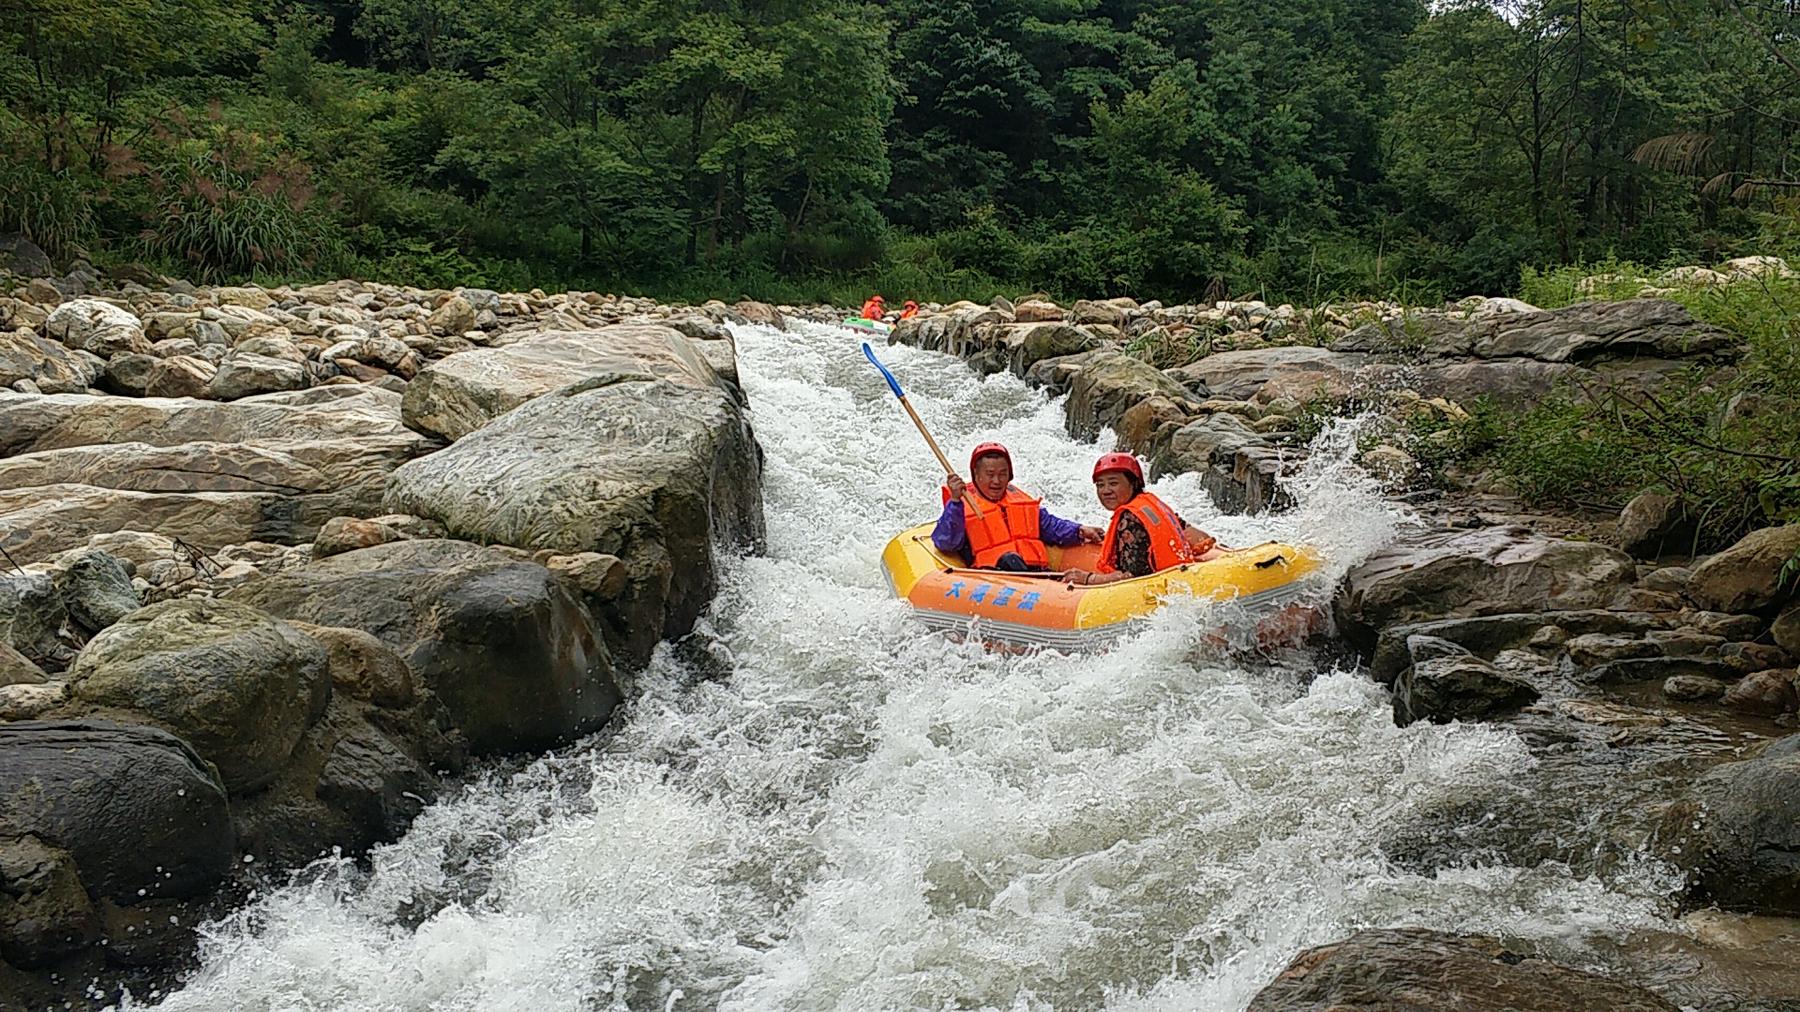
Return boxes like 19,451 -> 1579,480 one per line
1061,452 -> 1226,586
899,300 -> 920,320
859,294 -> 886,320
932,442 -> 1102,572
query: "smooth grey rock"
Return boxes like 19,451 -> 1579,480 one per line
1247,928 -> 1678,1012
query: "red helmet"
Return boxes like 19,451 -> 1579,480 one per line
904,300 -> 918,308
970,441 -> 1012,475
1092,452 -> 1144,484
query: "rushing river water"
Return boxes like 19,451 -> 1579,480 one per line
132,322 -> 1682,1011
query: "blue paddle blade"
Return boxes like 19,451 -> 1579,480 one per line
862,342 -> 905,399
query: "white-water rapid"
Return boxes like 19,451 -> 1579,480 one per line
130,322 -> 1680,1011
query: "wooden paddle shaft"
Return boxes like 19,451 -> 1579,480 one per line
898,396 -> 954,475
897,395 -> 987,518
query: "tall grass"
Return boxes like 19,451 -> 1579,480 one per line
0,160 -> 95,259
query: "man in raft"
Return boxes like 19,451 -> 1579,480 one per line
934,442 -> 1102,571
1061,452 -> 1225,587
859,294 -> 886,320
899,300 -> 920,320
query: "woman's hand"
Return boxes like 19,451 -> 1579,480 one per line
1063,568 -> 1126,587
1078,525 -> 1105,544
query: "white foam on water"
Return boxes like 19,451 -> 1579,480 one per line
134,322 -> 1675,1012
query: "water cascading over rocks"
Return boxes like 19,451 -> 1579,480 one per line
126,319 -> 1713,1012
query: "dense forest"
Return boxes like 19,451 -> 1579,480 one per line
5,0 -> 1800,304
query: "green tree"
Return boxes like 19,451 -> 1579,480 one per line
0,0 -> 263,172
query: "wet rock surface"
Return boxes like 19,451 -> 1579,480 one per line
0,720 -> 233,904
230,538 -> 617,754
1247,928 -> 1679,1011
62,598 -> 330,792
0,275 -> 771,993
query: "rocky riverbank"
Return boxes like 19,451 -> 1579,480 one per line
885,276 -> 1800,1008
0,255 -> 774,1002
2,241 -> 1798,1007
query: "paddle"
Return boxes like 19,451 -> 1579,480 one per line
861,342 -> 987,520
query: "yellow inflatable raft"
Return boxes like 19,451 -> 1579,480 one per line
881,522 -> 1324,651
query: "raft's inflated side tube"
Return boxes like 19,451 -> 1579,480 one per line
881,522 -> 1323,651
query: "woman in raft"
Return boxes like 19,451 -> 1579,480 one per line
1061,452 -> 1226,587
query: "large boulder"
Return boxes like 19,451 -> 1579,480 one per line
1163,412 -> 1263,472
0,328 -> 102,394
386,373 -> 763,666
400,324 -> 726,442
1368,611 -> 1653,684
1339,526 -> 1637,642
0,571 -> 69,670
143,355 -> 219,398
45,299 -> 151,358
996,322 -> 1104,376
207,350 -> 308,400
1696,745 -> 1800,914
0,234 -> 54,277
0,482 -> 354,564
1774,603 -> 1800,656
1168,346 -> 1365,402
64,599 -> 331,793
1722,669 -> 1799,716
1393,653 -> 1540,725
1336,299 -> 1732,364
427,294 -> 475,335
228,685 -> 459,869
292,623 -> 414,709
1064,351 -> 1198,440
0,435 -> 421,502
1411,359 -> 1586,408
1617,491 -> 1693,560
1688,524 -> 1800,614
230,539 -> 618,754
1325,300 -> 1737,409
1247,928 -> 1678,1011
0,390 -> 434,562
0,385 -> 420,457
732,300 -> 785,330
1466,299 -> 1735,362
0,720 -> 233,904
1,642 -> 47,685
55,548 -> 139,635
0,833 -> 97,968
1070,299 -> 1125,327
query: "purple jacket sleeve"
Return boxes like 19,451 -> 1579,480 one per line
931,499 -> 969,554
1038,508 -> 1085,547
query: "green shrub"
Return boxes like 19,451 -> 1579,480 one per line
0,159 -> 96,260
122,123 -> 349,280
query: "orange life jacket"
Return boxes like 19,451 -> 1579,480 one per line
860,299 -> 884,320
899,303 -> 919,320
944,484 -> 1050,568
1096,491 -> 1196,575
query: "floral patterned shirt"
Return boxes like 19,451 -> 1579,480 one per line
1112,509 -> 1185,577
